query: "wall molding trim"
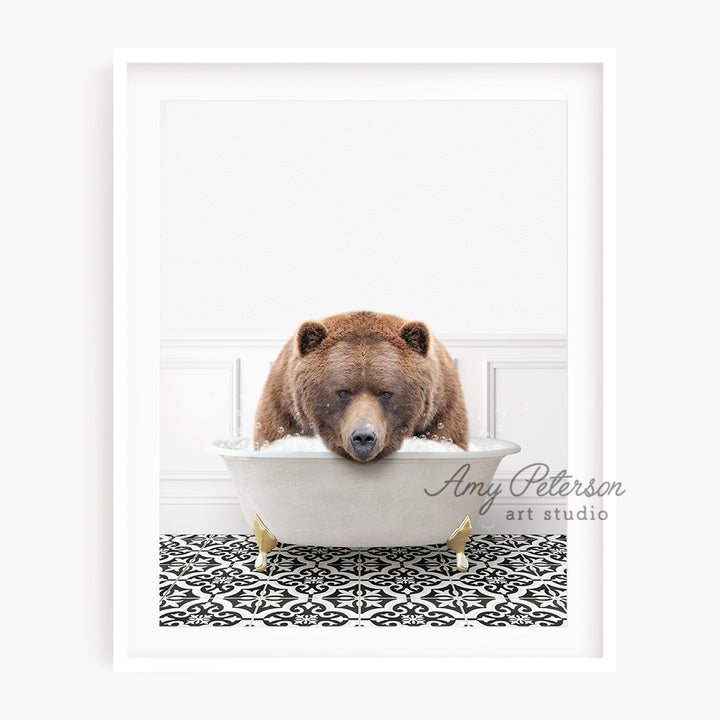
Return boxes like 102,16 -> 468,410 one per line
486,358 -> 568,437
162,496 -> 242,506
160,334 -> 568,350
160,472 -> 231,481
160,357 -> 241,437
160,495 -> 568,534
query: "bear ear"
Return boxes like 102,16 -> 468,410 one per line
297,321 -> 328,356
400,321 -> 430,356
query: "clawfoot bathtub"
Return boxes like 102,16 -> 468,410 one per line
206,437 -> 520,573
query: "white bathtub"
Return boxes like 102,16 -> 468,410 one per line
206,437 -> 520,558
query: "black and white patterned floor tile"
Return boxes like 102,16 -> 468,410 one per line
159,533 -> 566,627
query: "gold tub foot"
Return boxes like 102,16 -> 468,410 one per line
446,515 -> 472,572
251,514 -> 278,572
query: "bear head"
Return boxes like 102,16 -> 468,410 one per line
291,311 -> 435,463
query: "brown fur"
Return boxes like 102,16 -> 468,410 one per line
254,311 -> 469,462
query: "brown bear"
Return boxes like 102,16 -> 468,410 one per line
254,311 -> 469,462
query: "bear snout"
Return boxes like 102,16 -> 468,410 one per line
350,427 -> 377,459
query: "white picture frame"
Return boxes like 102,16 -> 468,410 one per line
114,48 -> 617,671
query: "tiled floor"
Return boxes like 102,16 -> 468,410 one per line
159,534 -> 566,627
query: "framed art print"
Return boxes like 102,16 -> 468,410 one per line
114,49 -> 617,671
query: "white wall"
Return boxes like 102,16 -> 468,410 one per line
159,95 -> 566,337
3,0 -> 719,716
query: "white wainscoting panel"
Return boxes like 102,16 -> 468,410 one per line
159,360 -> 238,477
160,336 -> 567,534
487,360 -> 568,475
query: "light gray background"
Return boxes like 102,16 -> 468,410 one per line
2,2 -> 717,717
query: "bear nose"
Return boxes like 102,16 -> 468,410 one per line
350,428 -> 377,455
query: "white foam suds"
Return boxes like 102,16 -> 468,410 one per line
215,435 -> 476,453
262,435 -> 326,452
215,436 -> 255,451
396,437 -> 464,453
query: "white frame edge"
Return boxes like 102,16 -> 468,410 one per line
113,48 -> 617,672
601,50 -> 618,673
113,51 -> 129,670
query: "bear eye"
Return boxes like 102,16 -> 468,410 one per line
337,390 -> 351,398
380,391 -> 393,399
